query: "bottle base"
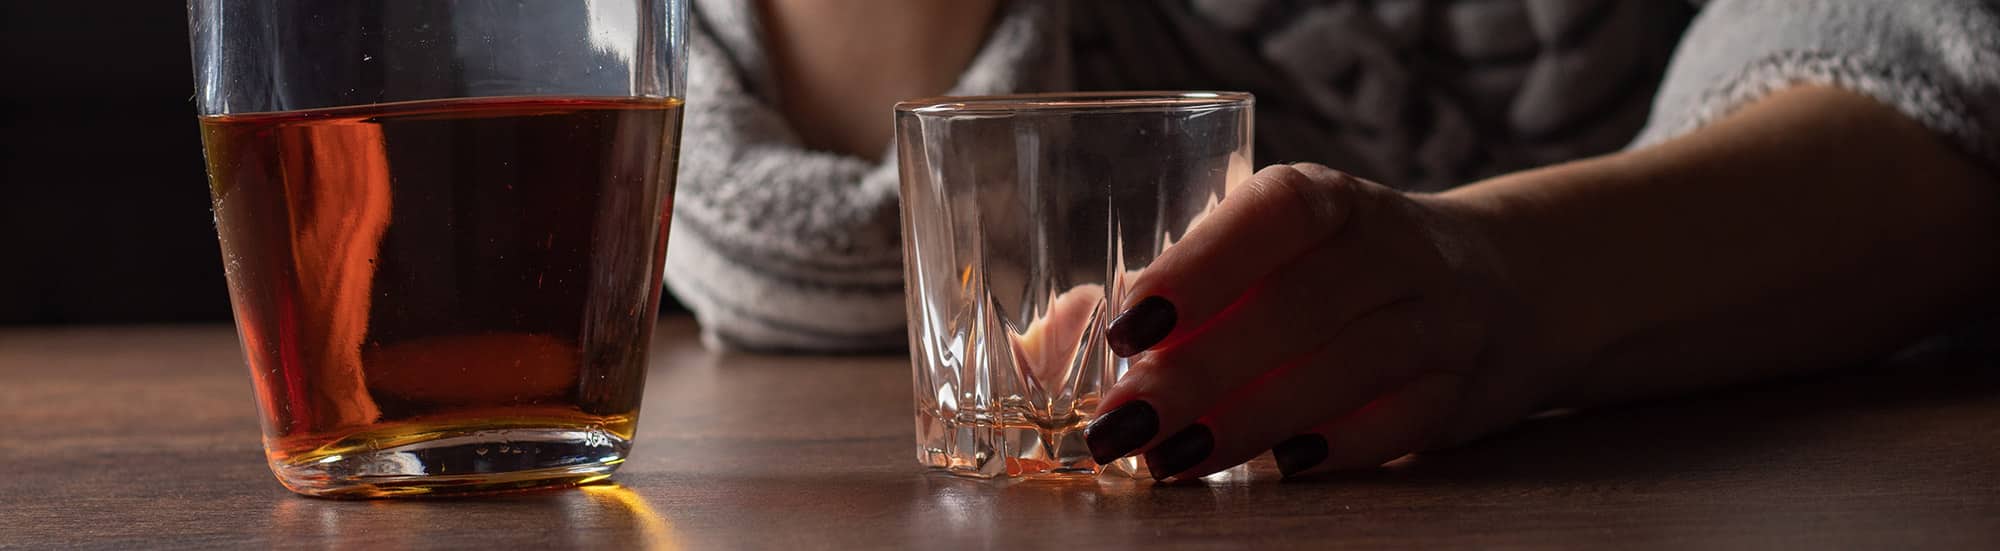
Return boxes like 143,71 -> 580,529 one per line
271,426 -> 631,499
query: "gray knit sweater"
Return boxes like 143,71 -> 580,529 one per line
668,0 -> 2000,352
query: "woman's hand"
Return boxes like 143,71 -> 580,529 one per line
1082,86 -> 2000,483
1083,163 -> 1538,481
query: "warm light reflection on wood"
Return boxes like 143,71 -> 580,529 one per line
581,483 -> 682,551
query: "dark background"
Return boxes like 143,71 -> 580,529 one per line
1,2 -> 230,324
0,3 -> 685,325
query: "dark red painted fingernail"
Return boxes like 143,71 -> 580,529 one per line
1085,401 -> 1159,465
1107,296 -> 1176,357
1144,423 -> 1214,482
1272,434 -> 1328,478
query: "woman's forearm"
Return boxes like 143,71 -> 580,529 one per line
757,0 -> 998,159
1445,85 -> 2000,405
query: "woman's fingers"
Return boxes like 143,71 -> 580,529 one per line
1082,236 -> 1410,464
1081,161 -> 1484,482
1104,164 -> 1368,357
1138,301 -> 1438,481
1272,372 -> 1466,478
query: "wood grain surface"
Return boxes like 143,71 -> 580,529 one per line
2,318 -> 1997,549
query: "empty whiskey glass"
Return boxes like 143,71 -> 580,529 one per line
896,92 -> 1253,478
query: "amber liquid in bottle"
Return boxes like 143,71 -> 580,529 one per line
199,97 -> 681,496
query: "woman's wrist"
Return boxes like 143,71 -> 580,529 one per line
1416,183 -> 1604,414
1436,163 -> 1630,364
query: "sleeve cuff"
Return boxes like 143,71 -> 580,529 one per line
1637,50 -> 1993,170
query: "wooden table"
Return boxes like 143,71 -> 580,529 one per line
4,318 -> 1998,549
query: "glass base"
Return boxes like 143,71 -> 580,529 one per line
916,407 -> 1147,479
271,427 -> 631,499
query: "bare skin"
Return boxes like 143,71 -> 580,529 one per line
758,0 -> 997,159
1098,86 -> 1999,481
753,5 -> 2000,481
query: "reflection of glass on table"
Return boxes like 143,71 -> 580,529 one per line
895,92 -> 1254,478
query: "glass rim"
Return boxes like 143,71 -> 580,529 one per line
895,91 -> 1252,117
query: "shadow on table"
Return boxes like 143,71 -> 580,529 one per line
1301,346 -> 2000,488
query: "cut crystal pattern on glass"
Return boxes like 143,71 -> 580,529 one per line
897,93 -> 1254,478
